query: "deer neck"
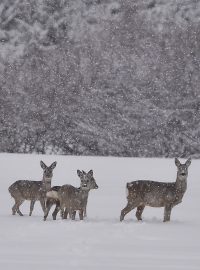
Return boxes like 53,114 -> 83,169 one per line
79,188 -> 89,199
175,173 -> 187,192
42,176 -> 52,191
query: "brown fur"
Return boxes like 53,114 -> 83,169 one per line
44,170 -> 98,221
120,158 -> 191,222
8,161 -> 57,216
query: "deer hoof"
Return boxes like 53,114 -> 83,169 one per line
120,215 -> 124,222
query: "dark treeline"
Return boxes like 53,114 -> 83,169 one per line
0,0 -> 200,157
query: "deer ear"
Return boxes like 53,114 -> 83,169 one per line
185,158 -> 191,167
40,161 -> 47,170
88,170 -> 93,177
175,158 -> 181,167
50,161 -> 57,170
77,170 -> 82,177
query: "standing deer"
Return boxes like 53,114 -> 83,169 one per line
120,158 -> 191,222
44,170 -> 98,221
44,184 -> 89,221
8,161 -> 57,216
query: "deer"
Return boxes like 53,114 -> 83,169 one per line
8,161 -> 57,216
44,185 -> 89,221
43,170 -> 98,221
120,158 -> 191,222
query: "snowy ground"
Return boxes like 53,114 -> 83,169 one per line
0,153 -> 199,270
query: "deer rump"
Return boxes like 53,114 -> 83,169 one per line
46,185 -> 85,209
58,185 -> 87,211
126,180 -> 184,208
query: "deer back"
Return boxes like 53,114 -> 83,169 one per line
126,180 -> 178,207
8,180 -> 45,200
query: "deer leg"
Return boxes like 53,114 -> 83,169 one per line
52,202 -> 60,220
60,204 -> 65,219
71,211 -> 76,220
63,208 -> 68,220
12,201 -> 17,215
60,210 -> 64,219
79,210 -> 84,220
15,199 -> 24,216
68,208 -> 74,219
163,204 -> 172,222
83,206 -> 87,218
12,198 -> 22,215
29,200 -> 36,216
60,209 -> 64,219
120,203 -> 135,221
43,199 -> 54,221
136,205 -> 145,221
39,199 -> 46,214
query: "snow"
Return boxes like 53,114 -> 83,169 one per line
0,153 -> 200,269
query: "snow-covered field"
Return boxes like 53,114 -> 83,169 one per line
0,153 -> 199,270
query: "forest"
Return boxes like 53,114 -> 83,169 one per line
0,0 -> 200,157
